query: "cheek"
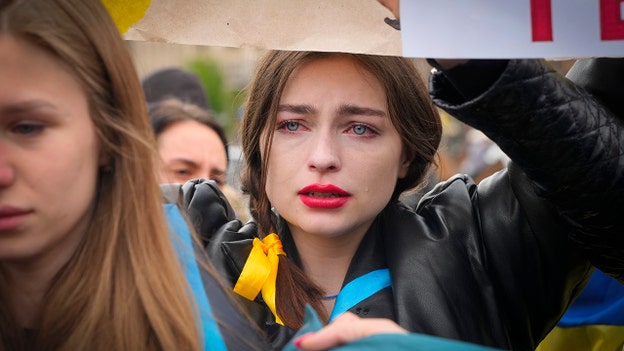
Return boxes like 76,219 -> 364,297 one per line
63,129 -> 101,191
30,145 -> 100,224
362,162 -> 398,186
264,138 -> 300,179
358,153 -> 404,194
263,147 -> 302,209
264,154 -> 290,198
65,144 -> 101,192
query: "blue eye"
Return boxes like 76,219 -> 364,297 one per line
276,120 -> 306,134
285,121 -> 299,131
13,123 -> 44,136
353,124 -> 367,135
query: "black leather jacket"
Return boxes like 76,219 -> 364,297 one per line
168,59 -> 624,351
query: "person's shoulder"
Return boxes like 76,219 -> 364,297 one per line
385,174 -> 481,235
413,174 -> 478,209
197,258 -> 274,351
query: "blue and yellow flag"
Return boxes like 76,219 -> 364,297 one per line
538,269 -> 624,351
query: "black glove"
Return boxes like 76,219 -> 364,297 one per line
173,178 -> 239,247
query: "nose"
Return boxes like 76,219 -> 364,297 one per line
0,154 -> 14,187
0,138 -> 16,187
307,131 -> 341,173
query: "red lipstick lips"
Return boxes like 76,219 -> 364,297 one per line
298,184 -> 351,209
0,206 -> 31,232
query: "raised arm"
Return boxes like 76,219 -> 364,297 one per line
429,59 -> 624,282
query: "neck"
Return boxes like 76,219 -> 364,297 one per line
286,219 -> 373,315
1,208 -> 91,328
289,226 -> 368,299
1,263 -> 57,329
0,240 -> 79,329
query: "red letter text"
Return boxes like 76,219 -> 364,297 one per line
531,0 -> 553,41
601,0 -> 624,40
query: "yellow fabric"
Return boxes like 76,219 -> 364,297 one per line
100,0 -> 151,34
233,233 -> 286,325
537,325 -> 624,351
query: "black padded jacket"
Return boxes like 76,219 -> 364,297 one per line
167,59 -> 624,351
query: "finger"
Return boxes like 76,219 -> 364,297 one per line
378,0 -> 400,19
296,313 -> 363,350
296,313 -> 408,350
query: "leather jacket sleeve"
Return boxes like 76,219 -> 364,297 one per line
565,57 -> 624,117
429,59 -> 624,282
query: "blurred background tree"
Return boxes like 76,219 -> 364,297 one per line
186,57 -> 246,140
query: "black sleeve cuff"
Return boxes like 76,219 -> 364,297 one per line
427,59 -> 509,100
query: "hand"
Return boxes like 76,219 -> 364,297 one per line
378,0 -> 399,19
431,59 -> 471,70
376,1 -> 473,70
294,312 -> 408,351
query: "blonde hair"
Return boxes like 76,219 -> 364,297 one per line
0,0 -> 202,349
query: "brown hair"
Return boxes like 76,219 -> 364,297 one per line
149,97 -> 230,163
0,0 -> 203,349
240,51 -> 442,327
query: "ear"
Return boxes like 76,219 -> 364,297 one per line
397,149 -> 412,179
98,144 -> 112,170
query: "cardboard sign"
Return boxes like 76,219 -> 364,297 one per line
102,0 -> 402,56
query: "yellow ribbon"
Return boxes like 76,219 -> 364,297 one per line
233,233 -> 286,325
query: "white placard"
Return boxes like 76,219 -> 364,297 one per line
400,0 -> 624,58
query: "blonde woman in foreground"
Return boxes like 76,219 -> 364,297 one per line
0,1 -> 271,350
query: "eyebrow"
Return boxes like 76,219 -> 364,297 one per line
0,100 -> 56,114
277,104 -> 314,114
210,168 -> 227,176
169,158 -> 199,168
277,103 -> 386,117
170,158 -> 226,174
337,104 -> 386,118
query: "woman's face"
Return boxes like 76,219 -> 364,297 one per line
157,119 -> 228,187
0,35 -> 102,270
262,55 -> 409,242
